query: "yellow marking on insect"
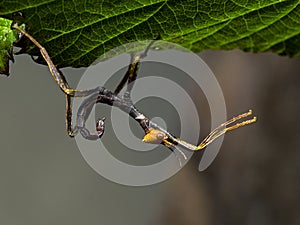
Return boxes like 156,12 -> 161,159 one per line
142,128 -> 167,144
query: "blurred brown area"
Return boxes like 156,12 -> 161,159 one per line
160,50 -> 300,225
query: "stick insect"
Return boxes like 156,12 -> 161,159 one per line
11,23 -> 256,163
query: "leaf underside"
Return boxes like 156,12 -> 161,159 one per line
0,0 -> 299,69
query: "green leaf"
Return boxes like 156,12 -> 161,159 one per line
0,17 -> 20,75
0,0 -> 299,69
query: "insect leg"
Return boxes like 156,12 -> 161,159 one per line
169,110 -> 257,151
114,53 -> 134,95
125,39 -> 158,96
68,89 -> 108,139
79,117 -> 106,140
114,38 -> 158,96
11,23 -> 108,137
11,23 -> 95,97
196,110 -> 257,150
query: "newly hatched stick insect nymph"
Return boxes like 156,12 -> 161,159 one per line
11,23 -> 256,164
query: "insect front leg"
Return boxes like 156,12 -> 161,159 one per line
11,23 -> 108,137
67,88 -> 108,140
79,117 -> 106,140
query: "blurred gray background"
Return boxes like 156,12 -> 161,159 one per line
0,49 -> 299,225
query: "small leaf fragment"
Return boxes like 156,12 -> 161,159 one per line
0,18 -> 21,75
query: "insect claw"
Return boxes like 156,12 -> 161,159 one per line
96,117 -> 106,139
